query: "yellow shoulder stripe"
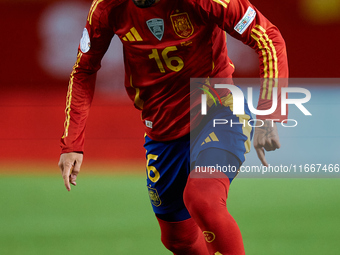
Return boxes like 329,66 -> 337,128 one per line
87,0 -> 104,25
212,0 -> 230,9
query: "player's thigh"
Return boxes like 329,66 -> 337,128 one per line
144,135 -> 191,220
191,94 -> 254,180
193,148 -> 241,183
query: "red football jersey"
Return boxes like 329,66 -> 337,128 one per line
61,0 -> 288,153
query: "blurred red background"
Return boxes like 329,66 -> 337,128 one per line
0,0 -> 339,166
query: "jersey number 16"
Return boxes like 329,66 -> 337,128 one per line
149,46 -> 184,73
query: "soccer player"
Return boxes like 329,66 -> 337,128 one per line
58,0 -> 288,254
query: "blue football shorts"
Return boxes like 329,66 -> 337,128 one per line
144,94 -> 253,220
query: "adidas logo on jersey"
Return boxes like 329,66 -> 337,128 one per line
201,132 -> 219,146
122,27 -> 143,42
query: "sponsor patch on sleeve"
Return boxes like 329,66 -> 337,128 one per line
234,7 -> 256,35
80,28 -> 91,53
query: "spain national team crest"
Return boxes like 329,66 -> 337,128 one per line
148,186 -> 162,207
170,12 -> 194,38
146,18 -> 164,41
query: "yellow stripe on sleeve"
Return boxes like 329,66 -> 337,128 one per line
251,33 -> 269,78
256,25 -> 279,79
252,28 -> 274,79
251,25 -> 280,100
62,52 -> 83,139
88,0 -> 104,25
251,33 -> 268,99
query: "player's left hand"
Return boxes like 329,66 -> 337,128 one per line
58,152 -> 83,191
253,120 -> 281,167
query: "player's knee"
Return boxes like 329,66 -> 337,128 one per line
161,236 -> 195,254
183,178 -> 201,211
183,178 -> 210,215
158,217 -> 201,254
183,178 -> 226,216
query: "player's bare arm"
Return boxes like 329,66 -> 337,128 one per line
58,152 -> 83,191
253,120 -> 281,167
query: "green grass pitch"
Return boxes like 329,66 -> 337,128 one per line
0,173 -> 339,254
